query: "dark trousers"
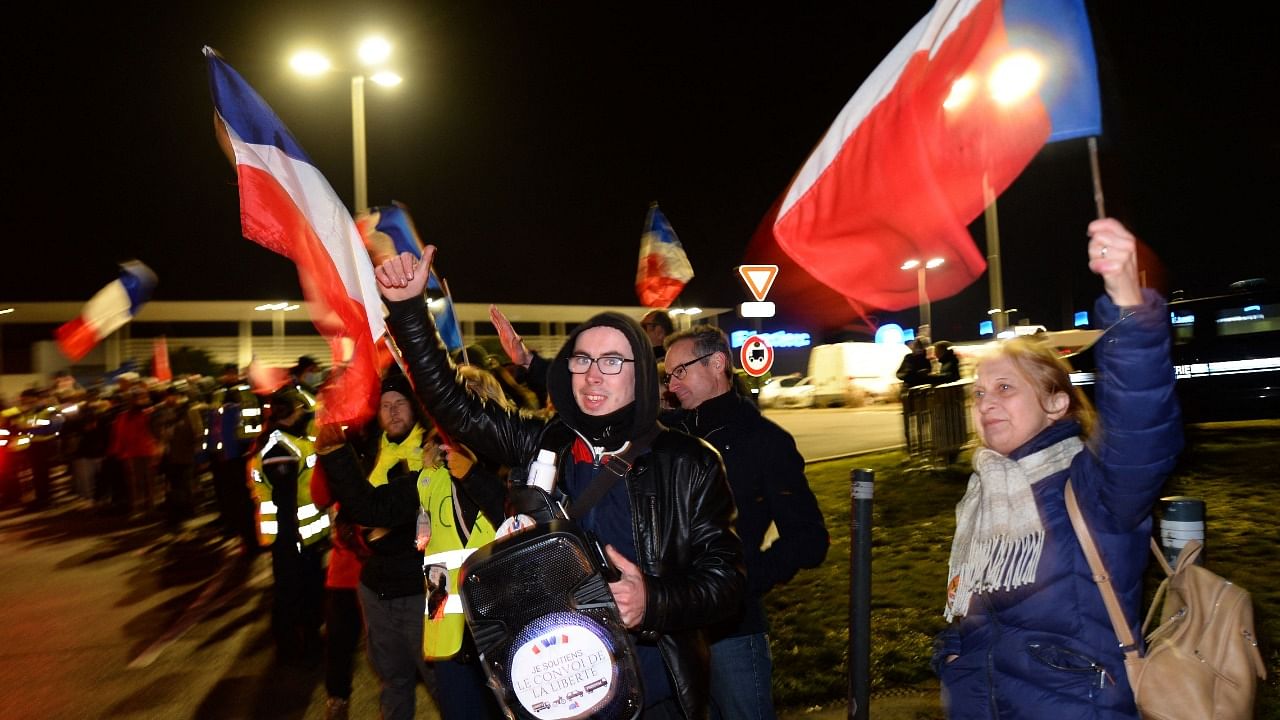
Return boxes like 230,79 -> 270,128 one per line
163,460 -> 196,525
212,455 -> 255,544
324,588 -> 363,700
270,539 -> 326,663
432,657 -> 503,719
27,440 -> 55,508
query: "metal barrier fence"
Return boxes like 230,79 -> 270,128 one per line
902,380 -> 972,466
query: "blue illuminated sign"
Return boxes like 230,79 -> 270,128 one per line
979,321 -> 993,336
1074,311 -> 1089,327
729,330 -> 811,349
902,328 -> 916,342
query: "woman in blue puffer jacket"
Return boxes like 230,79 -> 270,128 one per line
933,218 -> 1183,719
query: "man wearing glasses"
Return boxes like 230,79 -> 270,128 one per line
367,248 -> 745,720
663,325 -> 829,720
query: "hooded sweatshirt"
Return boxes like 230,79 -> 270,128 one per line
544,312 -> 674,704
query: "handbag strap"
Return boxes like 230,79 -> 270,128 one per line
1064,480 -> 1143,661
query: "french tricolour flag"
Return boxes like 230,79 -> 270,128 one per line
56,261 -> 157,362
772,0 -> 1101,312
636,203 -> 694,309
205,47 -> 384,426
356,204 -> 465,352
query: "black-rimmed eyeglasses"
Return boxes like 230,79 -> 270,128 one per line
662,352 -> 715,384
567,354 -> 635,375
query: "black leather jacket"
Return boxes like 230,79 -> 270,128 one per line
386,297 -> 744,719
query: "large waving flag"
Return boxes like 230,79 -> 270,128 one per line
636,203 -> 694,309
206,47 -> 384,426
55,261 -> 157,362
356,204 -> 465,352
764,0 -> 1100,314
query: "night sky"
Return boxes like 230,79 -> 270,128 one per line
5,2 -> 1277,343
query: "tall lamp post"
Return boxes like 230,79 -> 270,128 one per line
901,258 -> 945,340
290,38 -> 403,213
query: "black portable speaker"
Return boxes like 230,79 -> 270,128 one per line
460,518 -> 643,720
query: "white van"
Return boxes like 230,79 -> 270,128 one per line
806,342 -> 910,407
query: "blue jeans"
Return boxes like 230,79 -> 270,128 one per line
431,657 -> 503,719
359,584 -> 433,720
709,632 -> 777,720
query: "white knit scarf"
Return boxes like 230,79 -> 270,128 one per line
944,436 -> 1083,621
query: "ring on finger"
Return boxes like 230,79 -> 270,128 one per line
1100,245 -> 1109,257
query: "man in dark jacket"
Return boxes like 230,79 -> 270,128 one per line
663,325 -> 829,720
366,248 -> 744,719
319,373 -> 438,720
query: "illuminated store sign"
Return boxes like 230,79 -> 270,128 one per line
730,330 -> 811,348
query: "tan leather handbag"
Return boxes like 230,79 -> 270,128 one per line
1065,482 -> 1266,720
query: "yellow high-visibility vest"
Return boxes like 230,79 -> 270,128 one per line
250,429 -> 329,548
418,464 -> 496,660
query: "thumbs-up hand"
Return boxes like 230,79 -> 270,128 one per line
605,545 -> 647,629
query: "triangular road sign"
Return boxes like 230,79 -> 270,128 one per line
737,265 -> 779,302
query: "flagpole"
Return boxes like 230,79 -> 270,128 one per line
982,176 -> 1007,335
442,277 -> 468,362
1087,137 -> 1106,219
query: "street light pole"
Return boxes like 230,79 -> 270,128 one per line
351,74 -> 368,213
916,266 -> 931,338
902,258 -> 943,340
291,39 -> 400,215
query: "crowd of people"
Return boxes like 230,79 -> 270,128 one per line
0,219 -> 1183,720
1,369 -> 217,528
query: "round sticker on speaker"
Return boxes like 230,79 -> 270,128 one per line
508,612 -> 618,718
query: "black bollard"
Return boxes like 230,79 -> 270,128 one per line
849,469 -> 873,720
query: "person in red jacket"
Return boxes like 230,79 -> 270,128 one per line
109,387 -> 158,519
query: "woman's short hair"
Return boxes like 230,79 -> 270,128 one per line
986,336 -> 1096,439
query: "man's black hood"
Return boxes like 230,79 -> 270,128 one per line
546,312 -> 658,448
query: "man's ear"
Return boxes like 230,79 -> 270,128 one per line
1045,391 -> 1070,421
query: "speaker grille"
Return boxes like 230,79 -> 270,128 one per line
466,534 -> 593,622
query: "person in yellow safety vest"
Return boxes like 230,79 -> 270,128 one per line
314,369 -> 505,720
251,385 -> 329,666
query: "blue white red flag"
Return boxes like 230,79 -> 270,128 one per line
357,204 -> 465,352
636,204 -> 694,309
766,0 -> 1101,313
55,260 -> 157,362
205,47 -> 384,426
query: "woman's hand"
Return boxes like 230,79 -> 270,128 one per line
374,247 -> 435,303
1087,218 -> 1143,307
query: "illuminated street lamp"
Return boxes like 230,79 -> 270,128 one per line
290,37 -> 403,213
942,49 -> 1046,335
902,258 -> 945,340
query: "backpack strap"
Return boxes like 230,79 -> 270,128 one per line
1064,480 -> 1143,663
